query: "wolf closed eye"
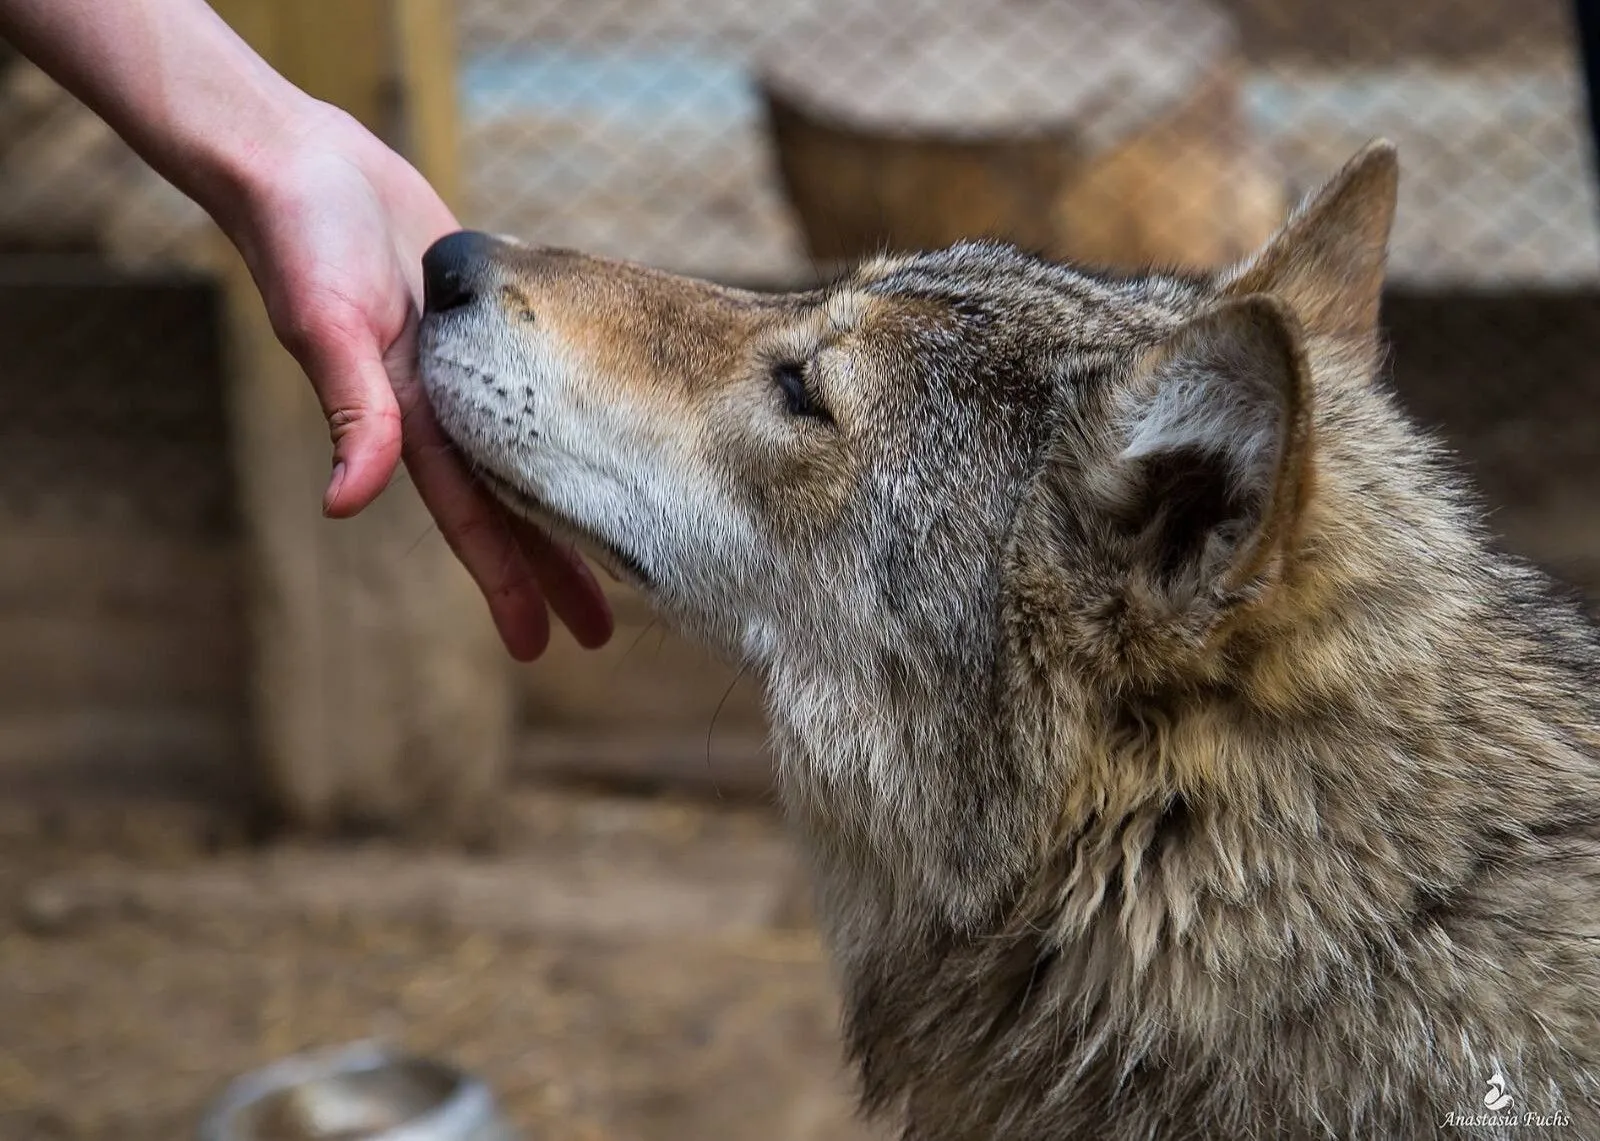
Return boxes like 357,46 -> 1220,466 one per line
417,143 -> 1600,1140
771,359 -> 831,423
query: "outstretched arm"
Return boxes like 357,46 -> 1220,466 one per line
0,0 -> 614,658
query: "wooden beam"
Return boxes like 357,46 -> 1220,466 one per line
213,0 -> 508,837
1578,0 -> 1600,209
392,0 -> 464,212
518,731 -> 776,801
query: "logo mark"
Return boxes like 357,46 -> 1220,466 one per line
1484,1071 -> 1513,1112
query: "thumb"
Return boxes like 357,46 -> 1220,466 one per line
292,324 -> 406,518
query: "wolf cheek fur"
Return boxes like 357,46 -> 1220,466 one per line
418,142 -> 1600,1139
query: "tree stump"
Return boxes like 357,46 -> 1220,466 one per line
759,0 -> 1285,272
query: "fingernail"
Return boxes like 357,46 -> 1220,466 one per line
322,461 -> 346,517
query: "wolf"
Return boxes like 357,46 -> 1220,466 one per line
417,143 -> 1600,1139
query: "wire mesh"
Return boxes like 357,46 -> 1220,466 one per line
0,5 -> 1591,281
455,0 -> 1598,287
0,44 -> 209,267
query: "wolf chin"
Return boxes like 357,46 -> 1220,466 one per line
417,143 -> 1600,1139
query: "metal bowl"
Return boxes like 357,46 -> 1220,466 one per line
197,1041 -> 517,1141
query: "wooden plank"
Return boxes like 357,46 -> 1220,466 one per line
0,528 -> 239,614
267,0 -> 393,129
518,595 -> 765,730
17,840 -> 800,942
0,711 -> 242,804
519,730 -> 776,801
0,611 -> 240,710
211,0 -> 510,837
207,0 -> 280,66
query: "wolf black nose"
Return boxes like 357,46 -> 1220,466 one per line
422,230 -> 494,314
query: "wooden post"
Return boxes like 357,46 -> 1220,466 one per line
212,0 -> 511,838
392,0 -> 463,212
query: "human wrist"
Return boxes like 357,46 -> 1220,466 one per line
174,75 -> 326,243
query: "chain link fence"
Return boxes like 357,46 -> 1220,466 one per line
455,0 -> 1597,286
0,4 -> 1592,280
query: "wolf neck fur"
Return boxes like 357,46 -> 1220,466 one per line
766,408 -> 1600,1137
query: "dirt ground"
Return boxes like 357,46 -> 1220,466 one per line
0,787 -> 880,1141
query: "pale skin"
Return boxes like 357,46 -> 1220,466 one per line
0,0 -> 614,659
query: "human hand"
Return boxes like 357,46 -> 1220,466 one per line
219,101 -> 613,660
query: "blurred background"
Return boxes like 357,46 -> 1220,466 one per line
1,1 -> 1597,1138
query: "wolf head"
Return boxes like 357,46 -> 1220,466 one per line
419,146 -> 1406,924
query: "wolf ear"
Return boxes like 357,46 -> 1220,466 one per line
1106,294 -> 1312,604
1220,140 -> 1397,345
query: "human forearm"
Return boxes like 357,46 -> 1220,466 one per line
0,0 -> 313,230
